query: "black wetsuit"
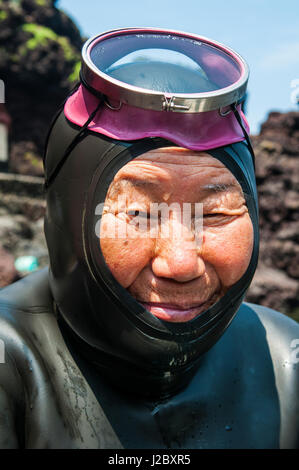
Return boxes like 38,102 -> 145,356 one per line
0,268 -> 298,449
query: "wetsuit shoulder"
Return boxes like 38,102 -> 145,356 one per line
0,268 -> 54,448
0,268 -> 123,449
240,302 -> 299,448
0,267 -> 53,316
242,302 -> 299,346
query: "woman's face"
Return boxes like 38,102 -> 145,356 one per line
99,148 -> 254,322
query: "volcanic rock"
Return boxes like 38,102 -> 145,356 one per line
245,111 -> 299,321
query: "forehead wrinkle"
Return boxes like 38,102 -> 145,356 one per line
109,156 -> 243,200
116,154 -> 227,184
135,149 -> 226,167
114,163 -> 172,185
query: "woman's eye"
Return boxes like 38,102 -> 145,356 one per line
204,213 -> 224,218
203,213 -> 235,225
127,210 -> 149,219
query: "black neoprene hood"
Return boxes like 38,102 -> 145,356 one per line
43,107 -> 259,398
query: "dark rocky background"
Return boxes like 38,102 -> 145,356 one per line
0,0 -> 82,175
0,0 -> 298,322
246,113 -> 299,321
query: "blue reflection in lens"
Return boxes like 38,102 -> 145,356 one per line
104,49 -> 219,93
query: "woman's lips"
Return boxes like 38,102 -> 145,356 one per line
140,301 -> 209,322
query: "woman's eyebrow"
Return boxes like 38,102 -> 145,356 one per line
112,177 -> 161,191
107,177 -> 161,198
201,183 -> 243,195
118,178 -> 241,191
124,177 -> 160,187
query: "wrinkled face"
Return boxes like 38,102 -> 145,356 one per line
100,148 -> 253,322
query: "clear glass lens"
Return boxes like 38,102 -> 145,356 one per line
90,33 -> 241,94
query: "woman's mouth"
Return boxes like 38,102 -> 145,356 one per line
139,301 -> 213,322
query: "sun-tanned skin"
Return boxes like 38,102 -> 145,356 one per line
100,148 -> 254,322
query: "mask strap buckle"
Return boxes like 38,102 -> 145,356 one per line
104,98 -> 122,111
218,106 -> 232,117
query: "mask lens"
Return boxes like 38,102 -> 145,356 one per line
89,32 -> 242,94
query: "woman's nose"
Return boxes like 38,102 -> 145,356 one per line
151,217 -> 205,283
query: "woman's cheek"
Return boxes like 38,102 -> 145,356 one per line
202,214 -> 254,287
99,214 -> 154,288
